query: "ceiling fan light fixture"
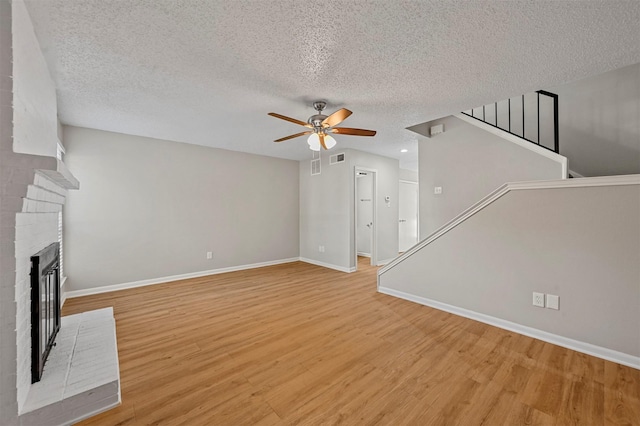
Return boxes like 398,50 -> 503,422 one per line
307,133 -> 321,151
324,134 -> 337,149
307,133 -> 337,151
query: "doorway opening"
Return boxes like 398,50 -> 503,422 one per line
354,167 -> 377,270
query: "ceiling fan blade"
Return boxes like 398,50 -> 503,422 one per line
268,112 -> 312,128
331,127 -> 377,137
274,131 -> 311,142
322,108 -> 352,127
319,133 -> 328,150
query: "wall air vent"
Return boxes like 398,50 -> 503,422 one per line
311,158 -> 321,176
330,152 -> 345,165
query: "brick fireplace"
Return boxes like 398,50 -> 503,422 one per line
15,170 -> 76,409
1,0 -> 80,422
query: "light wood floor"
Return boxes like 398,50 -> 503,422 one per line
63,257 -> 640,425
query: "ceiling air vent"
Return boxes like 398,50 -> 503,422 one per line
311,158 -> 321,176
330,152 -> 345,165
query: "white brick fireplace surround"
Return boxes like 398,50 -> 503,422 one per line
14,170 -> 74,408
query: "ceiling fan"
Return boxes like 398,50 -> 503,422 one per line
268,101 -> 376,151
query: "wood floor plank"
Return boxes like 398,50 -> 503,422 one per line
604,362 -> 640,425
63,257 -> 640,425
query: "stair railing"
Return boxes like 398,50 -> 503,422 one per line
462,91 -> 559,153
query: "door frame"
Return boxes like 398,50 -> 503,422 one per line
354,167 -> 378,269
399,179 -> 419,249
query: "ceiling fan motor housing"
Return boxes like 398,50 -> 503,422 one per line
308,114 -> 328,129
309,101 -> 328,130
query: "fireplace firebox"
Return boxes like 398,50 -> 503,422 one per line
30,242 -> 61,383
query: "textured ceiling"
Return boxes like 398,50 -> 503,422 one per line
23,0 -> 640,170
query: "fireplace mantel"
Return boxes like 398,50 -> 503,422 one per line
36,159 -> 80,190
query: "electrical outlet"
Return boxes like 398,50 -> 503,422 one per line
546,294 -> 559,310
533,292 -> 545,307
434,186 -> 442,195
206,251 -> 212,260
318,245 -> 325,253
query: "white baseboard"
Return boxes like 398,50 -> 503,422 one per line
376,257 -> 396,266
357,252 -> 371,258
60,276 -> 67,307
300,257 -> 356,273
65,258 -> 300,298
378,286 -> 640,370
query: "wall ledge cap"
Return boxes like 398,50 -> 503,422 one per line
37,160 -> 80,190
379,174 -> 640,277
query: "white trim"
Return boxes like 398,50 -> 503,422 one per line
60,276 -> 67,307
36,160 -> 80,190
506,174 -> 639,189
378,286 -> 640,370
56,140 -> 66,154
376,257 -> 396,266
63,400 -> 121,426
398,179 -> 418,185
455,113 -> 568,178
379,183 -> 508,277
379,174 -> 640,277
66,258 -> 300,298
357,252 -> 371,258
399,179 -> 420,251
569,169 -> 586,178
354,166 -> 378,270
300,257 -> 356,273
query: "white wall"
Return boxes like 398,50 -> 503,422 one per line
399,168 -> 418,183
11,0 -> 58,157
348,149 -> 399,266
299,151 -> 351,271
418,116 -> 565,238
63,126 -> 300,291
550,62 -> 640,177
379,179 -> 640,362
299,148 -> 400,271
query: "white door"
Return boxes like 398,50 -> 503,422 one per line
399,181 -> 418,252
356,173 -> 374,256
